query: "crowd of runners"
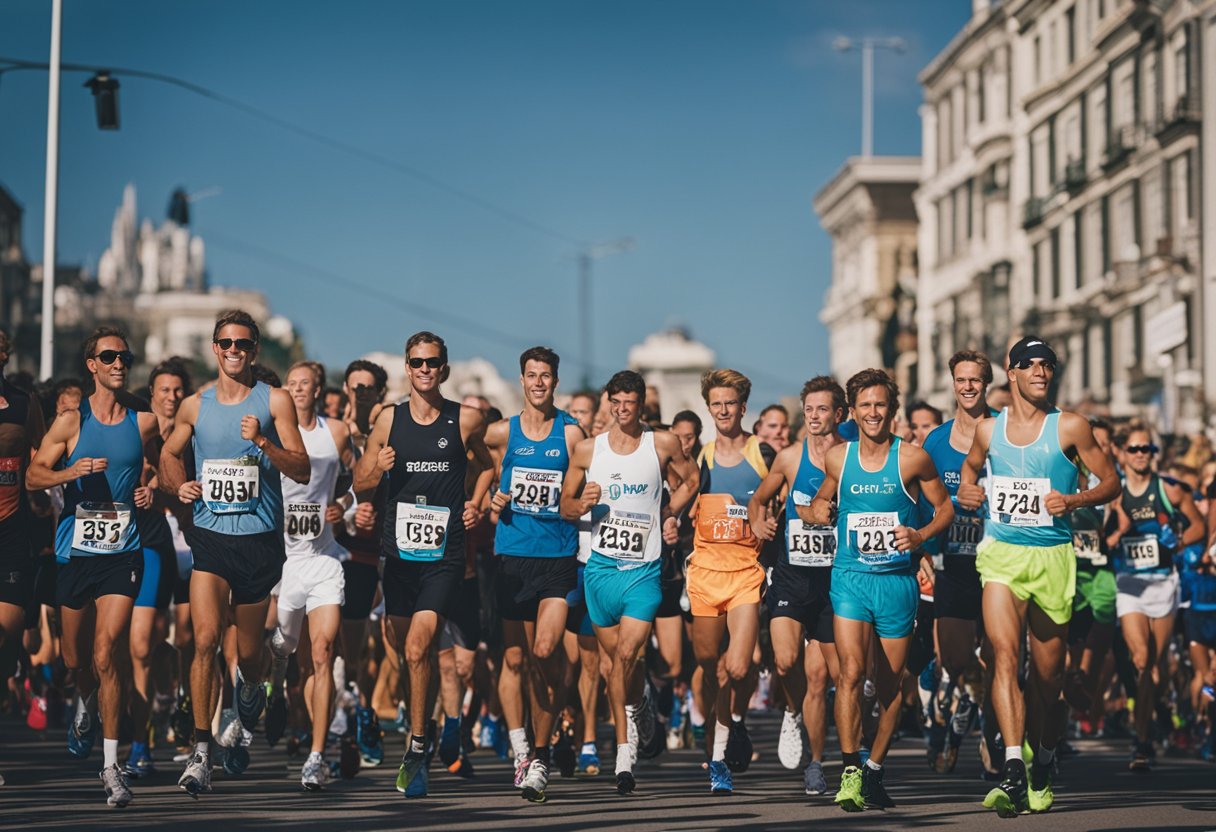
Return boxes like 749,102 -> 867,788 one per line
0,313 -> 1213,816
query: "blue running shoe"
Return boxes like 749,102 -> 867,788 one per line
221,745 -> 250,775
123,742 -> 156,778
438,716 -> 461,767
234,672 -> 266,733
356,707 -> 384,767
67,705 -> 98,759
577,749 -> 601,777
396,751 -> 429,798
708,759 -> 733,794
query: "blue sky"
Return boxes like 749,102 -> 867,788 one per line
0,0 -> 969,405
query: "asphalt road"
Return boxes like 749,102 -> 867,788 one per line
3,712 -> 1214,831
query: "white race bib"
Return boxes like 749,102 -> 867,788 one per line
1122,534 -> 1160,570
847,511 -> 902,565
395,502 -> 450,561
201,459 -> 260,515
593,509 -> 653,561
786,519 -> 835,567
989,476 -> 1051,527
285,501 -> 324,540
1072,530 -> 1107,566
509,467 -> 562,515
71,502 -> 135,555
946,514 -> 983,556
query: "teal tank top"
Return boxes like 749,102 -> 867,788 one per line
835,438 -> 918,574
983,409 -> 1076,547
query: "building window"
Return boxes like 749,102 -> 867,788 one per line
1073,211 -> 1084,293
1066,5 -> 1077,65
977,63 -> 986,124
1034,35 -> 1042,87
1089,84 -> 1107,168
1142,166 -> 1163,253
1033,240 -> 1043,301
1050,227 -> 1061,300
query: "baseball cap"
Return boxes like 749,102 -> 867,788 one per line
1007,336 -> 1058,369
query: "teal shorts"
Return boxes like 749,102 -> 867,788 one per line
584,554 -> 662,628
829,568 -> 918,639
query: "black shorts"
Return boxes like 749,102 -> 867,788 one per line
189,526 -> 285,606
0,511 -> 35,611
656,576 -> 689,619
934,558 -> 982,621
56,550 -> 143,610
341,560 -> 380,621
439,576 -> 481,650
1185,608 -> 1216,649
766,561 -> 835,643
495,554 -> 577,622
382,555 -> 463,619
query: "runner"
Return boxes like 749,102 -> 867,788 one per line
748,376 -> 845,795
566,391 -> 598,435
27,326 -> 159,806
352,331 -> 493,799
484,346 -> 584,802
957,336 -> 1119,816
754,404 -> 791,453
906,402 -> 944,447
560,370 -> 698,795
159,309 -> 311,797
796,368 -> 952,812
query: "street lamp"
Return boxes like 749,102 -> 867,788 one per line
578,238 -> 634,388
40,0 -> 63,381
85,71 -> 120,129
833,36 -> 907,158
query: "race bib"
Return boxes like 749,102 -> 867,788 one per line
1122,535 -> 1160,570
593,509 -> 653,561
0,456 -> 19,489
395,502 -> 450,560
698,502 -> 750,543
71,501 -> 135,555
1072,530 -> 1107,566
201,458 -> 260,515
946,514 -> 983,556
786,519 -> 835,567
509,467 -> 562,515
988,476 -> 1051,527
847,511 -> 902,566
285,501 -> 324,540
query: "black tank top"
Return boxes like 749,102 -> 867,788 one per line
380,398 -> 467,560
1119,474 -> 1175,572
0,376 -> 32,524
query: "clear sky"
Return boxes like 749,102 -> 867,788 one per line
0,0 -> 969,405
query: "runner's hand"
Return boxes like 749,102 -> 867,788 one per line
490,490 -> 510,514
326,502 -> 344,524
662,515 -> 679,545
956,483 -> 985,511
752,507 -> 778,542
133,485 -> 153,509
376,445 -> 396,473
179,480 -> 202,503
70,457 -> 107,477
462,500 -> 480,529
240,415 -> 262,443
580,481 -> 602,513
893,525 -> 922,552
917,556 -> 935,589
1044,490 -> 1069,516
354,502 -> 376,530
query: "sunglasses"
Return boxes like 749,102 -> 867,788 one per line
214,338 -> 258,352
1125,444 -> 1158,455
92,349 -> 135,367
1013,360 -> 1055,371
407,357 -> 444,369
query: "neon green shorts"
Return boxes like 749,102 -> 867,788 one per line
1074,567 -> 1117,625
976,538 -> 1076,625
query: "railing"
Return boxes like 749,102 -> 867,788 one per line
1022,197 -> 1047,229
1063,158 -> 1086,192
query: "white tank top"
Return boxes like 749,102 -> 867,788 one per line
281,415 -> 349,560
586,431 -> 663,566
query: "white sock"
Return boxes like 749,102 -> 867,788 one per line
712,722 -> 729,762
103,738 -> 118,768
1005,745 -> 1024,763
688,692 -> 705,727
615,743 -> 633,774
509,727 -> 530,759
581,742 -> 596,754
865,757 -> 882,771
624,704 -> 637,721
731,713 -> 743,723
308,750 -> 323,763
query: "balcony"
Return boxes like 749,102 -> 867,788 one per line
1062,159 -> 1086,194
1022,197 -> 1047,229
1101,124 -> 1141,172
1155,93 -> 1200,145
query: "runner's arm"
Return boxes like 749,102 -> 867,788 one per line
26,409 -> 88,490
903,449 -> 953,550
797,444 -> 843,527
352,405 -> 393,494
559,437 -> 595,521
1166,482 -> 1206,548
461,405 -> 494,510
1058,413 -> 1120,511
748,444 -> 794,538
259,387 -> 310,484
158,395 -> 198,496
659,431 -> 699,518
956,419 -> 992,509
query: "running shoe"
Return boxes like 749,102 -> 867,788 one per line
301,752 -> 330,791
982,761 -> 1028,818
339,730 -> 361,779
724,720 -> 753,773
521,758 -> 550,803
1129,742 -> 1152,773
636,682 -> 663,760
438,718 -> 461,767
100,763 -> 133,808
513,753 -> 532,789
265,687 -> 288,747
577,748 -> 601,777
123,742 -> 155,779
949,694 -> 976,747
395,751 -> 428,798
925,722 -> 947,771
1027,755 -> 1054,813
355,707 -> 384,767
234,671 -> 267,733
861,765 -> 895,808
221,745 -> 251,776
178,751 -> 211,798
616,769 -> 636,795
835,765 -> 864,812
171,694 -> 194,748
447,753 -> 476,778
803,760 -> 827,795
778,710 -> 804,770
708,759 -> 733,794
68,704 -> 98,759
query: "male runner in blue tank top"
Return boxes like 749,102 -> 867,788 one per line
353,331 -> 494,799
159,309 -> 311,797
749,376 -> 845,795
957,336 -> 1119,816
484,346 -> 585,802
28,326 -> 159,807
797,368 -> 953,812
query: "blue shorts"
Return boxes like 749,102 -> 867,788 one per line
584,554 -> 662,628
564,565 -> 596,637
830,569 -> 918,639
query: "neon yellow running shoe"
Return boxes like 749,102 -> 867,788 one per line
1027,757 -> 1054,813
835,766 -> 865,812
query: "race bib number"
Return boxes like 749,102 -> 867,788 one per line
0,456 -> 19,489
201,459 -> 260,515
701,503 -> 750,543
593,509 -> 653,561
395,502 -> 450,560
1072,530 -> 1107,566
847,512 -> 902,565
786,519 -> 835,567
71,502 -> 135,555
1122,535 -> 1160,570
509,467 -> 562,515
946,515 -> 983,556
989,476 -> 1051,527
285,501 -> 324,540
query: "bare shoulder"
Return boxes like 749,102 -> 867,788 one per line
328,416 -> 351,443
484,417 -> 510,447
823,442 -> 847,472
773,441 -> 802,472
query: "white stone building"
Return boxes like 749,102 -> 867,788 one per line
628,327 -> 716,437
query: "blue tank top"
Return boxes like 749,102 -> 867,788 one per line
983,409 -> 1076,547
494,410 -> 579,558
56,399 -> 144,561
707,457 -> 763,506
191,382 -> 282,536
922,420 -> 984,559
835,438 -> 918,574
783,439 -> 836,568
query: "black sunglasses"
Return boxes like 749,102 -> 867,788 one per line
407,357 -> 444,369
214,338 -> 258,352
92,349 -> 135,367
1014,359 -> 1055,371
1125,444 -> 1158,455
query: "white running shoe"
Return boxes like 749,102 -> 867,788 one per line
777,709 -> 804,770
301,752 -> 331,791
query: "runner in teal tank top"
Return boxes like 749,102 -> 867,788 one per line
797,369 -> 952,813
957,337 -> 1119,819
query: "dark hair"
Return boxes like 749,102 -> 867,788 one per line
54,377 -> 83,398
344,359 -> 388,392
1088,417 -> 1112,437
604,370 -> 646,401
147,357 -> 194,397
845,368 -> 900,413
6,370 -> 35,395
906,400 -> 944,425
519,346 -> 559,376
82,325 -> 128,362
700,368 -> 751,405
671,409 -> 702,434
213,309 -> 260,344
485,406 -> 504,424
948,350 -> 994,385
405,331 -> 448,364
759,404 -> 788,420
570,390 -> 599,412
0,328 -> 10,356
800,376 -> 846,415
251,364 -> 281,388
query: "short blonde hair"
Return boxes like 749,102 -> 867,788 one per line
700,368 -> 752,405
288,360 -> 325,387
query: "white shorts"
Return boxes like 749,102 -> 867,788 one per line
1115,571 -> 1179,620
277,555 -> 345,614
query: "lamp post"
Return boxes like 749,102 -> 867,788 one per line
578,238 -> 634,388
39,0 -> 62,381
832,36 -> 907,158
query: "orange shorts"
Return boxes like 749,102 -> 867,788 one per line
685,560 -> 765,618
